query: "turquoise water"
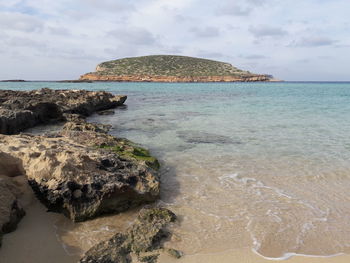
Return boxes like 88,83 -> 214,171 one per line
2,82 -> 350,259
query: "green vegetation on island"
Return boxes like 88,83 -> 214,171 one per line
80,55 -> 273,82
94,55 -> 251,77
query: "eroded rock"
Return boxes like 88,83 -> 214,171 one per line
60,124 -> 160,170
0,133 -> 160,222
79,207 -> 180,263
0,88 -> 126,134
0,178 -> 25,247
62,121 -> 112,134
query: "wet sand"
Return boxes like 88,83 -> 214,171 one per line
2,196 -> 349,263
1,179 -> 349,263
160,249 -> 350,263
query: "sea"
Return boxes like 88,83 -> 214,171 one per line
1,81 -> 350,260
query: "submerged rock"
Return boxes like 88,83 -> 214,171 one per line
62,120 -> 112,134
97,109 -> 115,115
0,132 -> 160,222
0,88 -> 126,134
177,130 -> 240,144
0,178 -> 25,247
79,207 -> 180,263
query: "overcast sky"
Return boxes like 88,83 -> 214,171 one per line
0,0 -> 349,81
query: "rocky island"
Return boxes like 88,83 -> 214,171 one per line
0,88 -> 180,262
79,55 -> 272,82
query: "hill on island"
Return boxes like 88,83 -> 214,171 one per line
80,55 -> 272,82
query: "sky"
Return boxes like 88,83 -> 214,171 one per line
0,0 -> 349,81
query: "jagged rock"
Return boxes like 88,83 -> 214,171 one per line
0,88 -> 126,134
0,133 -> 160,222
0,178 -> 25,247
60,127 -> 160,170
79,207 -> 178,263
62,121 -> 112,134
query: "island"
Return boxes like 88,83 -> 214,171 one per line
79,55 -> 273,82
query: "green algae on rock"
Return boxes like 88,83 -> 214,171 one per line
100,140 -> 160,170
61,121 -> 160,170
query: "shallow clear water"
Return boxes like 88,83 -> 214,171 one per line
2,81 -> 350,259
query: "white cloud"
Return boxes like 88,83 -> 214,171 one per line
291,36 -> 336,47
189,27 -> 220,38
108,27 -> 158,46
216,4 -> 252,16
0,12 -> 43,32
249,25 -> 288,38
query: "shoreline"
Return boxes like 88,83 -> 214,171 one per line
159,248 -> 350,263
3,181 -> 349,263
1,87 -> 350,262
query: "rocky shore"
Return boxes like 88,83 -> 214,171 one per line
0,88 -> 180,262
0,88 -> 126,134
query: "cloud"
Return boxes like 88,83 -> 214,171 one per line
196,50 -> 226,59
0,12 -> 43,32
108,27 -> 158,46
246,0 -> 267,6
4,36 -> 46,48
291,36 -> 336,47
216,4 -> 252,16
239,54 -> 268,59
48,26 -> 71,36
82,0 -> 135,12
249,25 -> 288,37
189,26 -> 220,37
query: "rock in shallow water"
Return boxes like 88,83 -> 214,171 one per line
0,88 -> 126,134
177,130 -> 241,145
62,120 -> 112,134
79,207 -> 180,263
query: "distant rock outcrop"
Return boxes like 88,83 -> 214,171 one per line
80,55 -> 273,82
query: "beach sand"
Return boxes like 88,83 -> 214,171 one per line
1,175 -> 349,263
1,193 -> 349,263
160,249 -> 350,263
0,177 -> 79,263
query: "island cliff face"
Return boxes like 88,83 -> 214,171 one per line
80,55 -> 273,82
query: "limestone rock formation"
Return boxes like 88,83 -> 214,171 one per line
79,55 -> 273,82
0,177 -> 25,246
0,131 -> 160,222
0,88 -> 126,134
62,120 -> 112,134
79,207 -> 180,263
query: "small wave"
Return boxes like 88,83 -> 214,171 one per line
218,172 -> 336,259
252,248 -> 345,261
